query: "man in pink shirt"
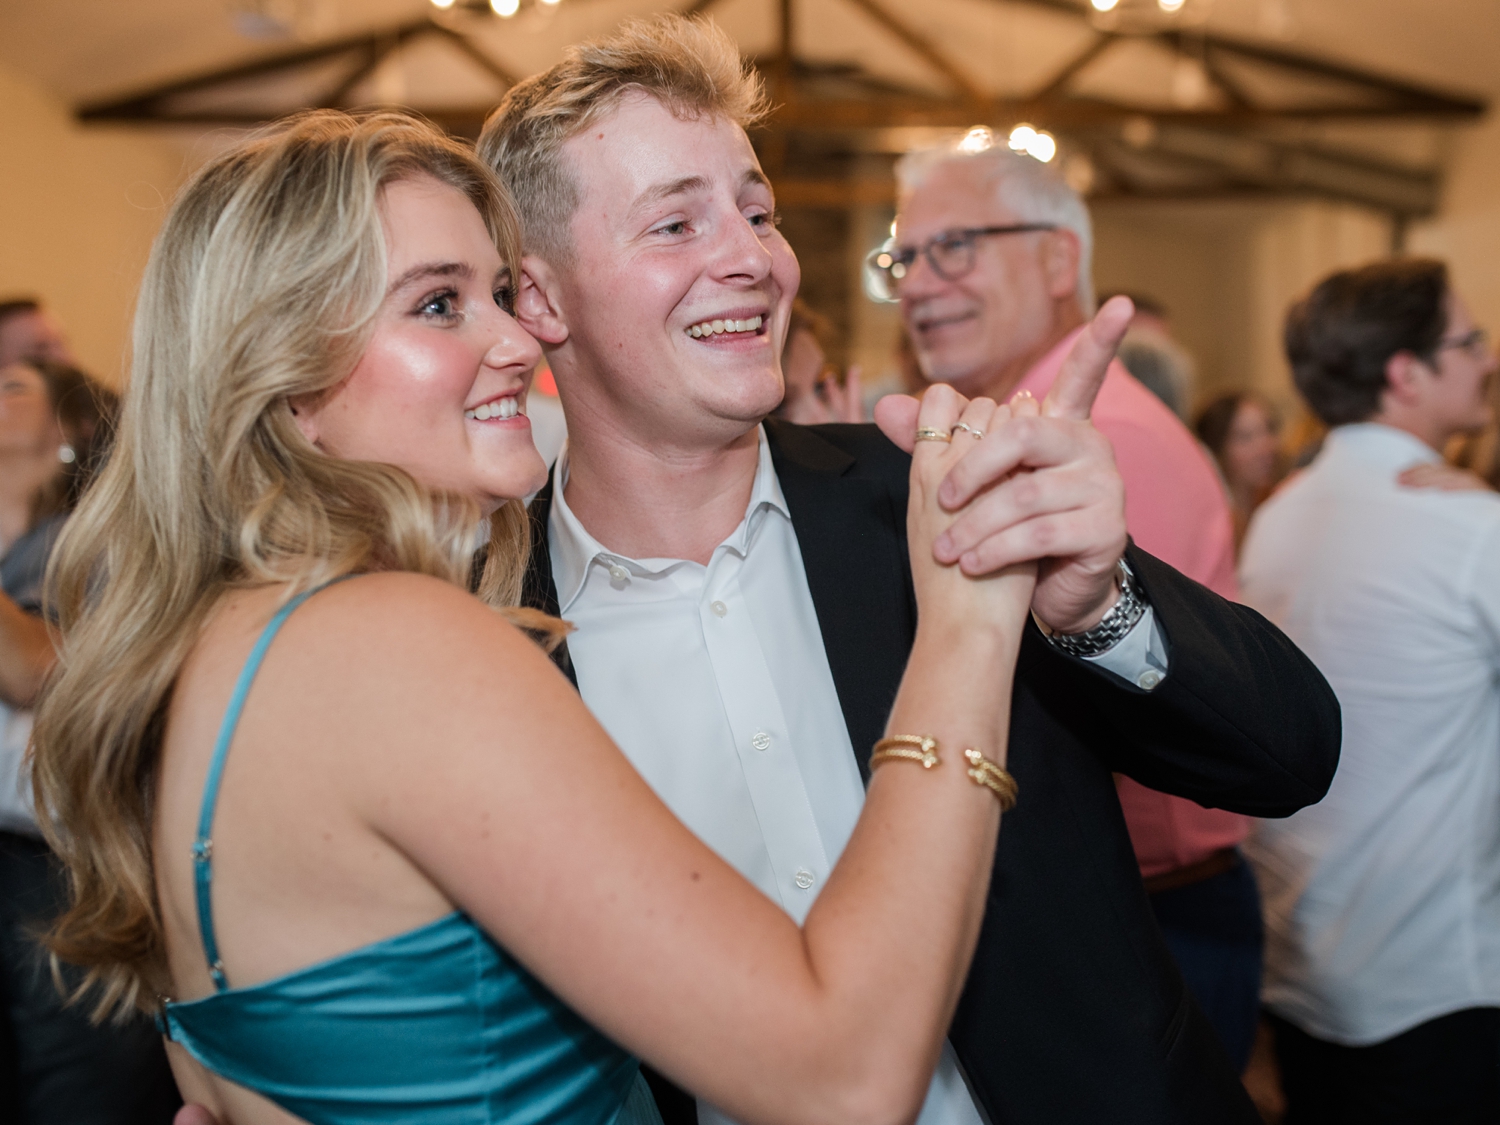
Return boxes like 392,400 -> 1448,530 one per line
881,135 -> 1258,1071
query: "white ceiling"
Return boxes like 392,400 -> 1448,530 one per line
2,0 -> 1496,112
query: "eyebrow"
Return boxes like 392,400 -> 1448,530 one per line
386,261 -> 474,297
629,168 -> 774,217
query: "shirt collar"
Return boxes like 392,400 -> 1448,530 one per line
1323,422 -> 1442,471
548,424 -> 790,613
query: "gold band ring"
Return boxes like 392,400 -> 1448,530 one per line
914,427 -> 952,444
951,422 -> 985,440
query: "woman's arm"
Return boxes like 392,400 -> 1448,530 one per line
0,591 -> 55,707
270,390 -> 1029,1125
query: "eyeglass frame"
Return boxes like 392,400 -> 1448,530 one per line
1434,326 -> 1491,362
864,223 -> 1059,302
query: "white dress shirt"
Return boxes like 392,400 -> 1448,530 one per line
550,425 -> 1160,1124
1241,424 -> 1500,1045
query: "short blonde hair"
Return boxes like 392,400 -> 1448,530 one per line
477,15 -> 767,263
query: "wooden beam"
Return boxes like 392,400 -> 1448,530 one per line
769,177 -> 897,206
78,18 -> 431,120
327,31 -> 408,107
428,22 -> 520,88
680,0 -> 725,18
1198,45 -> 1254,111
1032,33 -> 1115,100
836,0 -> 987,104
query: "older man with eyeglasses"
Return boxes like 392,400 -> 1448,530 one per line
878,138 -> 1264,1072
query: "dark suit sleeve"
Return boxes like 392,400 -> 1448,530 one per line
1025,543 -> 1341,818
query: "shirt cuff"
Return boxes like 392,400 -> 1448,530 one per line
1081,606 -> 1168,691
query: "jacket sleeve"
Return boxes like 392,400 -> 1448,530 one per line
1024,543 -> 1341,818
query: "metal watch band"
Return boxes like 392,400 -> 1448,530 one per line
1042,557 -> 1147,659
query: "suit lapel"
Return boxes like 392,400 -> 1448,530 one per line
521,471 -> 578,688
765,420 -> 917,777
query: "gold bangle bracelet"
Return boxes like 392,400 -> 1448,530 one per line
963,748 -> 1018,811
871,734 -> 942,770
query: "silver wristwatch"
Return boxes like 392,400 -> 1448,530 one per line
1040,557 -> 1147,659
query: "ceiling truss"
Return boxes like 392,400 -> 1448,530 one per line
76,0 -> 1486,218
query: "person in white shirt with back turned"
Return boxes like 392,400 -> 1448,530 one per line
1242,257 -> 1500,1124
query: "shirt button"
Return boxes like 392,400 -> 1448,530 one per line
751,731 -> 771,751
794,869 -> 816,890
710,600 -> 728,617
1138,669 -> 1163,690
607,563 -> 630,583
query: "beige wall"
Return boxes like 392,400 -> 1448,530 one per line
0,62 -> 188,386
1093,198 -> 1392,422
1410,112 -> 1500,337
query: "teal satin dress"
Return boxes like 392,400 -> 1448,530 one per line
160,583 -> 663,1125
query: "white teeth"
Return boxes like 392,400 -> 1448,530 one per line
465,397 -> 521,421
686,314 -> 763,339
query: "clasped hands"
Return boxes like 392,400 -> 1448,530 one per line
876,296 -> 1135,637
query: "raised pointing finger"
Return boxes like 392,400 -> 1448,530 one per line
1042,296 -> 1134,422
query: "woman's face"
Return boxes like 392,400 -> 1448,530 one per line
1222,398 -> 1279,493
294,175 -> 546,514
0,362 -> 62,461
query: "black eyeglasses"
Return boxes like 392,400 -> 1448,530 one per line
1436,327 -> 1490,361
864,224 -> 1058,301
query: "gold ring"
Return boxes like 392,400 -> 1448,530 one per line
914,427 -> 952,443
951,422 -> 985,440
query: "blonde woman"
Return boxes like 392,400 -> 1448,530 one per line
31,112 -> 1043,1124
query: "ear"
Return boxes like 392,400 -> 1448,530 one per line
1382,350 -> 1428,410
286,395 -> 321,447
516,255 -> 570,346
1040,229 -> 1082,302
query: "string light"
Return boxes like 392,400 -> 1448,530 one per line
429,0 -> 457,8
1007,124 -> 1057,163
490,0 -> 519,15
1091,0 -> 1120,10
1159,0 -> 1185,10
958,126 -> 995,153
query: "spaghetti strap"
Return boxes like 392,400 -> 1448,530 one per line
191,578 -> 351,991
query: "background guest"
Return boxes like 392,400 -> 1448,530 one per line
774,297 -> 863,424
0,358 -> 178,1123
1242,258 -> 1500,1123
882,137 -> 1262,1073
1196,391 -> 1283,552
0,300 -> 76,370
1106,292 -> 1198,422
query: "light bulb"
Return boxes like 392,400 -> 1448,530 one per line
430,0 -> 457,8
1027,131 -> 1057,162
1159,0 -> 1184,10
1007,124 -> 1037,152
540,0 -> 562,6
491,0 -> 520,16
1091,0 -> 1120,10
958,126 -> 995,153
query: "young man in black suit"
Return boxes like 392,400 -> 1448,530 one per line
477,17 -> 1339,1125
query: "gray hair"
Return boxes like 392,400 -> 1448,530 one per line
896,142 -> 1095,314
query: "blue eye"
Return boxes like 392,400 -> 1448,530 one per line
418,290 -> 458,318
749,210 -> 782,231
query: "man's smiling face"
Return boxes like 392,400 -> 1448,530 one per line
896,159 -> 1066,398
545,93 -> 798,448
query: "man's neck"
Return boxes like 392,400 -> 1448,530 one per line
973,306 -> 1086,402
560,413 -> 762,566
1366,410 -> 1454,455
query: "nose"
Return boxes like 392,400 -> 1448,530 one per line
710,210 -> 774,285
480,301 -> 542,374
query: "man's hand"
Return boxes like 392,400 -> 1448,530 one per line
875,297 -> 1134,635
1398,462 -> 1493,493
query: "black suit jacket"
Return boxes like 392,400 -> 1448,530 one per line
523,419 -> 1340,1125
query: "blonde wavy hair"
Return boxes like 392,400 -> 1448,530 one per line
31,109 -> 543,1019
478,14 -> 768,263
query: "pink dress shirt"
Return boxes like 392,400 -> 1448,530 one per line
1014,328 -> 1247,879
